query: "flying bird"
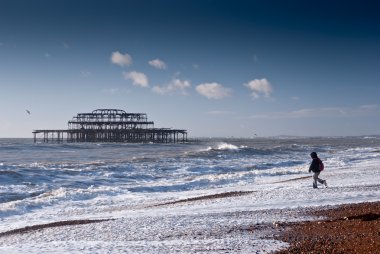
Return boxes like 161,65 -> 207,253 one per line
26,110 -> 31,115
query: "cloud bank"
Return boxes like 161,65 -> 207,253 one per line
111,51 -> 132,67
244,78 -> 273,99
123,71 -> 149,87
196,82 -> 232,99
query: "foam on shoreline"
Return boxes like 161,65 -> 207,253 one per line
0,157 -> 379,253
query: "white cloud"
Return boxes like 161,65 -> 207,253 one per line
148,59 -> 167,70
111,51 -> 132,67
244,78 -> 273,99
44,52 -> 51,58
291,96 -> 300,100
152,78 -> 191,95
196,82 -> 232,99
123,71 -> 149,87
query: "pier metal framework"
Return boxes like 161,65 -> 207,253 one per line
33,109 -> 187,143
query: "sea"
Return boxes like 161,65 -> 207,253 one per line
1,136 -> 379,221
1,136 -> 380,253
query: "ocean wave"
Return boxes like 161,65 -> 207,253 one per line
199,142 -> 240,152
0,185 -> 125,218
0,170 -> 23,178
1,137 -> 379,221
0,191 -> 45,204
215,142 -> 239,150
363,136 -> 380,139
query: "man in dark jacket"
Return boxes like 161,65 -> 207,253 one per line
309,152 -> 327,188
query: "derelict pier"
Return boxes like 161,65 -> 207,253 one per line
33,109 -> 187,143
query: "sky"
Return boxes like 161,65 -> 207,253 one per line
1,0 -> 380,138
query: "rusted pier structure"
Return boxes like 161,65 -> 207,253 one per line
33,109 -> 187,143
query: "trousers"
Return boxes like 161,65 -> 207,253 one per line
313,171 -> 325,188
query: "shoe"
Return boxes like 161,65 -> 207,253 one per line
313,183 -> 317,189
323,180 -> 328,187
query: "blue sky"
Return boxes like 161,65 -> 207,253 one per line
1,0 -> 380,138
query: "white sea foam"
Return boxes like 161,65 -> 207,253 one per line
216,142 -> 239,150
363,136 -> 379,139
0,137 -> 379,253
1,158 -> 379,253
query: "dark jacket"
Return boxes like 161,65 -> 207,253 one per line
309,158 -> 321,173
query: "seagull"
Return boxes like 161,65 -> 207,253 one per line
26,110 -> 31,115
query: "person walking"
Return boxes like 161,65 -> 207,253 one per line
309,152 -> 327,188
